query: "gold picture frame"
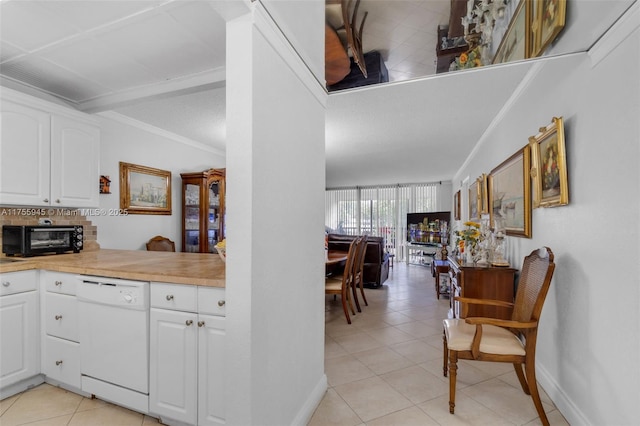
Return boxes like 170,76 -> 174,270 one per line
453,190 -> 461,220
489,146 -> 532,238
529,116 -> 568,207
478,173 -> 488,215
119,162 -> 172,215
531,0 -> 566,57
469,180 -> 480,222
492,0 -> 530,64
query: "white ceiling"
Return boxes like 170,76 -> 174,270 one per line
0,0 -> 636,187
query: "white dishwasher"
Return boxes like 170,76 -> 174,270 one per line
77,276 -> 149,414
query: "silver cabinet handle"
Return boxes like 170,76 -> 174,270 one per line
44,198 -> 49,203
55,280 -> 62,286
166,295 -> 174,301
55,199 -> 61,203
55,315 -> 63,320
186,320 -> 193,326
2,281 -> 9,287
218,300 -> 225,307
198,321 -> 205,327
56,360 -> 63,366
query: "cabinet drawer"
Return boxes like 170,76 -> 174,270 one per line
198,287 -> 226,316
43,335 -> 81,388
0,270 -> 37,296
151,283 -> 197,312
42,271 -> 79,296
44,293 -> 78,342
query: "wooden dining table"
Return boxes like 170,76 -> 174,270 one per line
326,250 -> 348,266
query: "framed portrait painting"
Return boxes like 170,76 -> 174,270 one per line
119,162 -> 172,215
532,0 -> 566,57
529,116 -> 568,207
488,146 -> 532,238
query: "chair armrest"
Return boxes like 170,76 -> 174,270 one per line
454,296 -> 514,309
464,317 -> 538,330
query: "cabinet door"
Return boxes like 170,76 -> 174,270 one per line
198,314 -> 226,425
149,308 -> 198,425
0,291 -> 39,388
0,101 -> 50,206
50,115 -> 100,207
42,335 -> 81,388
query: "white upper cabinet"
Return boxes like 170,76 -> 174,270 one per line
0,89 -> 100,208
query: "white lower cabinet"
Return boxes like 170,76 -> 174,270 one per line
150,284 -> 226,426
40,271 -> 81,389
0,271 -> 40,393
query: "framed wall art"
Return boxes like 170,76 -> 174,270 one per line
532,0 -> 566,57
119,162 -> 172,215
453,190 -> 461,220
468,179 -> 480,222
488,146 -> 532,238
477,173 -> 488,215
529,116 -> 568,207
492,0 -> 530,64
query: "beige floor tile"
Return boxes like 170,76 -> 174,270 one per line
496,370 -> 554,406
394,320 -> 442,339
325,335 -> 349,360
418,393 -> 516,426
325,354 -> 375,387
390,339 -> 442,364
352,347 -> 414,375
143,414 -> 164,424
308,388 -> 362,426
0,384 -> 82,426
365,326 -> 414,346
333,332 -> 384,354
334,376 -> 413,422
365,405 -> 439,425
68,403 -> 144,426
19,414 -> 74,425
351,314 -> 393,332
380,365 -> 449,404
0,394 -> 19,416
76,396 -> 109,412
461,377 -> 554,425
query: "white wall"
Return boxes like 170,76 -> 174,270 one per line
225,3 -> 327,425
93,114 -> 225,250
452,12 -> 640,425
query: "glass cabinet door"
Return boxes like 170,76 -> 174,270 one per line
207,180 -> 221,253
184,183 -> 201,253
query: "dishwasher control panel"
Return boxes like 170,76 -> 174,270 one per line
77,275 -> 149,310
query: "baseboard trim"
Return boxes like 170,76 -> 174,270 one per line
537,362 -> 591,425
290,374 -> 327,426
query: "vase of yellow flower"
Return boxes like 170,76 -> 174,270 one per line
456,221 -> 481,264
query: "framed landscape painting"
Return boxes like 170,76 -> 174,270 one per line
493,0 -> 530,64
529,116 -> 568,207
120,162 -> 172,215
468,180 -> 480,222
488,146 -> 532,238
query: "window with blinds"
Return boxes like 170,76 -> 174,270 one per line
325,183 -> 441,260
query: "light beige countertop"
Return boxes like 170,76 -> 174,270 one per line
0,249 -> 225,287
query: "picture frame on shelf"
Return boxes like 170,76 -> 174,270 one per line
453,190 -> 461,220
492,0 -> 530,64
468,179 -> 480,222
488,146 -> 532,238
532,0 -> 566,57
529,116 -> 569,207
119,162 -> 172,215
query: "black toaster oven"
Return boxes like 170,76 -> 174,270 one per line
2,225 -> 83,256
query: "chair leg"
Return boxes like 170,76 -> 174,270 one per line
442,331 -> 448,377
346,285 -> 356,316
358,279 -> 368,307
525,358 -> 549,426
351,281 -> 362,313
340,292 -> 351,324
448,350 -> 458,414
513,362 -> 530,394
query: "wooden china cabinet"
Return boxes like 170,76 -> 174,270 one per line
180,168 -> 225,253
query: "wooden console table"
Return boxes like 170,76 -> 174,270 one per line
447,256 -> 516,319
431,259 -> 450,299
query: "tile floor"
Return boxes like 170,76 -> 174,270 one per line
310,262 -> 569,425
1,262 -> 569,426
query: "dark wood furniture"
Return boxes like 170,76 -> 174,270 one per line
146,235 -> 176,252
180,168 -> 225,253
443,247 -> 556,426
431,259 -> 450,299
447,256 -> 517,319
327,50 -> 388,92
325,23 -> 350,85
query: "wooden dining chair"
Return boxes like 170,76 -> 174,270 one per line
341,0 -> 368,78
351,234 -> 368,312
442,247 -> 556,426
325,236 -> 360,324
146,235 -> 176,252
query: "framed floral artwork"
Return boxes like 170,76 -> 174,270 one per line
529,116 -> 568,207
119,162 -> 172,215
488,146 -> 532,238
532,0 -> 566,57
453,190 -> 461,220
492,0 -> 530,64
